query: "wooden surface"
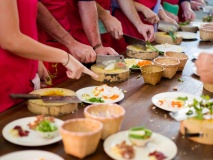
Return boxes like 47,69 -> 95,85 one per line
1,37 -> 213,160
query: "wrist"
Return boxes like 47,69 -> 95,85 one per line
62,52 -> 70,67
93,43 -> 103,50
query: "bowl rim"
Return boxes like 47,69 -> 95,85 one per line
140,64 -> 164,73
153,57 -> 180,66
60,118 -> 103,136
84,104 -> 125,120
164,51 -> 188,60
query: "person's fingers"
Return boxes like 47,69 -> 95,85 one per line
80,54 -> 86,63
142,31 -> 148,41
83,67 -> 99,78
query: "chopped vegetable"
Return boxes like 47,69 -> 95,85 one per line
136,75 -> 141,79
179,20 -> 190,26
87,97 -> 104,103
168,31 -> 178,42
131,64 -> 140,69
178,78 -> 184,82
177,96 -> 188,101
36,120 -> 58,132
146,41 -> 164,55
186,110 -> 193,115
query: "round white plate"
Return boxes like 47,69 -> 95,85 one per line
154,44 -> 186,53
177,32 -> 197,40
0,150 -> 64,160
104,130 -> 177,160
125,59 -> 153,71
152,92 -> 201,112
2,117 -> 63,146
76,86 -> 124,104
192,66 -> 199,76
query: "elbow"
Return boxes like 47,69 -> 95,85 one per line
0,34 -> 21,53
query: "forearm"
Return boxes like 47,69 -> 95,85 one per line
37,2 -> 78,48
78,1 -> 101,47
96,2 -> 109,21
133,1 -> 148,14
117,0 -> 143,29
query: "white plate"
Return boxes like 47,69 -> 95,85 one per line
125,59 -> 153,71
177,32 -> 197,40
0,150 -> 64,160
192,66 -> 199,76
154,44 -> 186,53
104,130 -> 177,160
152,92 -> 201,112
76,86 -> 124,104
2,117 -> 63,146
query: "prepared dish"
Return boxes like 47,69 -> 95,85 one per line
128,126 -> 152,147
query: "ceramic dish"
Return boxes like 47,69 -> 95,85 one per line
2,117 -> 63,146
154,44 -> 186,53
104,130 -> 177,160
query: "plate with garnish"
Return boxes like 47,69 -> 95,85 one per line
125,58 -> 153,71
2,116 -> 63,146
152,92 -> 201,112
154,44 -> 186,53
0,150 -> 64,160
76,85 -> 124,104
104,130 -> 177,160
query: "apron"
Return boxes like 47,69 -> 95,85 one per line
0,0 -> 38,112
112,0 -> 157,53
162,0 -> 185,22
38,0 -> 71,86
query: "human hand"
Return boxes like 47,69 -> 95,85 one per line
144,8 -> 160,24
165,10 -> 179,23
182,8 -> 196,21
95,46 -> 118,55
162,16 -> 179,26
68,42 -> 96,64
195,53 -> 213,83
137,24 -> 155,42
65,54 -> 98,79
38,61 -> 52,87
190,1 -> 204,11
102,15 -> 123,39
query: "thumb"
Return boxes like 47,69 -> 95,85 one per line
83,67 -> 99,78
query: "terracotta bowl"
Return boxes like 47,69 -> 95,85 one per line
140,65 -> 164,85
60,118 -> 103,159
154,57 -> 180,79
164,51 -> 188,71
84,104 -> 125,140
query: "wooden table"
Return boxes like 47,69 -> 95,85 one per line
1,38 -> 213,160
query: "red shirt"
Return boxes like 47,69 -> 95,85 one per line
0,0 -> 38,112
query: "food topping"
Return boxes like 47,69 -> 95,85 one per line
112,141 -> 135,159
128,127 -> 152,140
10,125 -> 29,137
28,115 -> 55,130
149,151 -> 167,160
158,96 -> 187,108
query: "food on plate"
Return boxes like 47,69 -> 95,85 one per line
179,20 -> 190,26
132,60 -> 152,69
28,115 -> 58,139
128,126 -> 152,147
111,140 -> 135,159
180,95 -> 213,145
149,151 -> 167,160
158,96 -> 188,108
203,15 -> 213,22
10,125 -> 29,137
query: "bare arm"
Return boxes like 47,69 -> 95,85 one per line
116,0 -> 154,41
180,1 -> 196,21
96,2 -> 123,39
0,0 -> 97,79
37,2 -> 96,63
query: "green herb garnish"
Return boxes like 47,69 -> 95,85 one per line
177,96 -> 188,101
146,41 -> 164,55
168,31 -> 178,42
179,20 -> 190,26
178,78 -> 183,82
36,120 -> 57,132
87,97 -> 104,103
131,64 -> 140,69
186,109 -> 193,115
203,15 -> 213,22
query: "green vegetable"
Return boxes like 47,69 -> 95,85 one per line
146,41 -> 164,55
203,15 -> 213,22
36,120 -> 57,132
168,31 -> 178,42
187,95 -> 213,120
186,109 -> 193,115
131,64 -> 140,69
87,97 -> 104,103
136,75 -> 141,79
179,20 -> 190,26
128,127 -> 152,139
177,96 -> 188,101
178,78 -> 183,82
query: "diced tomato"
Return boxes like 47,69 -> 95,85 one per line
159,100 -> 164,105
171,101 -> 182,108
